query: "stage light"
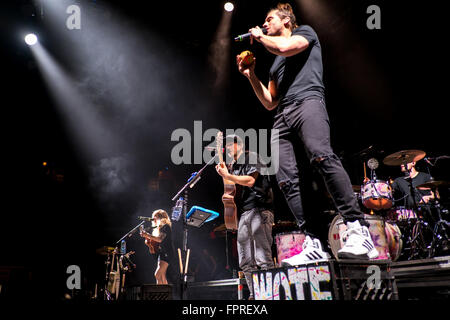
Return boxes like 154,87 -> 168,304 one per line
209,1 -> 233,91
24,33 -> 38,46
224,2 -> 234,12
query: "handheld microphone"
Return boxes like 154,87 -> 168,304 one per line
138,216 -> 155,221
234,27 -> 267,42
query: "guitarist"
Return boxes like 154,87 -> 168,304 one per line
216,134 -> 275,300
140,209 -> 175,284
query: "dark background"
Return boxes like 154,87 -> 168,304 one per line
0,0 -> 449,300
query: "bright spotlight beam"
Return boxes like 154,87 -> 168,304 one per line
24,33 -> 38,46
209,3 -> 233,92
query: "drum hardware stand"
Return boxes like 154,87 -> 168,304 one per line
171,154 -> 217,299
405,218 -> 432,260
427,200 -> 450,258
420,160 -> 450,257
405,161 -> 450,259
401,161 -> 434,260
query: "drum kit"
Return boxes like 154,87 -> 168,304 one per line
330,149 -> 450,261
274,149 -> 450,264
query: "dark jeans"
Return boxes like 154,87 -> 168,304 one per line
271,97 -> 365,229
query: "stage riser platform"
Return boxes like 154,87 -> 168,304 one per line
123,256 -> 450,300
252,260 -> 397,300
391,255 -> 450,299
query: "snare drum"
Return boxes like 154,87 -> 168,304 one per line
275,231 -> 306,265
328,214 -> 401,260
361,180 -> 393,210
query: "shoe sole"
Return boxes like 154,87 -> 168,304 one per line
281,257 -> 330,267
338,248 -> 379,260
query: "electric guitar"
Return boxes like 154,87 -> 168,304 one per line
139,225 -> 160,254
216,131 -> 238,231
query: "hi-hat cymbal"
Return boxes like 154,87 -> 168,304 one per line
383,150 -> 426,166
416,180 -> 450,189
352,185 -> 361,192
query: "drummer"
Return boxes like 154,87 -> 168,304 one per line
391,161 -> 435,209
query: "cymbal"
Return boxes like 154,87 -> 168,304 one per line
96,246 -> 115,256
383,150 -> 426,166
416,180 -> 450,189
352,185 -> 361,192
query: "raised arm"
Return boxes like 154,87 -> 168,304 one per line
250,26 -> 309,57
236,55 -> 279,111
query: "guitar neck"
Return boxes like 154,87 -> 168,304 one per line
216,131 -> 225,164
218,148 -> 224,164
216,131 -> 235,185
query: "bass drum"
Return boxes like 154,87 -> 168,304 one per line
384,222 -> 403,261
328,214 -> 402,261
274,231 -> 306,266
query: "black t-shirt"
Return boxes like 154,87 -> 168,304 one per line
392,172 -> 432,209
269,25 -> 325,107
230,151 -> 273,213
158,224 -> 175,262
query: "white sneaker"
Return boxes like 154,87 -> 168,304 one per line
337,220 -> 379,259
281,236 -> 330,266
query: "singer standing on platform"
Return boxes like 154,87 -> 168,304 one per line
216,135 -> 275,300
236,3 -> 378,264
140,209 -> 175,284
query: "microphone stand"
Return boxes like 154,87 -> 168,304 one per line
171,155 -> 217,300
116,221 -> 146,246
